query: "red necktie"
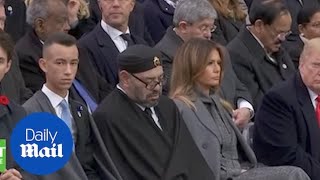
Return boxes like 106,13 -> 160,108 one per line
315,96 -> 320,127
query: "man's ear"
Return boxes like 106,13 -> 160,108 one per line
34,17 -> 45,34
177,21 -> 189,34
129,0 -> 135,13
119,70 -> 130,87
298,24 -> 305,35
253,19 -> 264,34
38,58 -> 48,73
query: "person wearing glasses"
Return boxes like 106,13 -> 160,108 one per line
92,44 -> 215,180
156,0 -> 254,129
227,0 -> 295,109
285,6 -> 320,68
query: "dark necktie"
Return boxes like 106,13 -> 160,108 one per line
315,96 -> 320,127
144,107 -> 163,130
120,33 -> 134,47
144,107 -> 153,119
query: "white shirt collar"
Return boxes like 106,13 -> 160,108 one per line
100,20 -> 130,41
299,34 -> 308,44
308,87 -> 318,109
116,84 -> 154,111
163,0 -> 176,8
247,26 -> 265,50
41,84 -> 69,108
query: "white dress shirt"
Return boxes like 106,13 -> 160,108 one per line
101,20 -> 130,53
308,88 -> 318,110
42,84 -> 77,143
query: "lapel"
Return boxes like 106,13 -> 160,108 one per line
0,104 -> 9,120
192,99 -> 220,141
296,73 -> 320,157
211,95 -> 258,166
117,89 -> 173,146
157,0 -> 175,15
95,24 -> 119,79
35,91 -> 57,115
239,27 -> 266,64
68,99 -> 86,146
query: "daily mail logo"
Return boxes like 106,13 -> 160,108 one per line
10,113 -> 73,175
21,129 -> 62,158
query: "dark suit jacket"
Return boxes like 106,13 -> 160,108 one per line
283,36 -> 304,69
227,27 -> 295,108
253,72 -> 320,180
1,52 -> 33,105
143,0 -> 174,43
212,14 -> 245,45
14,29 -> 112,104
78,24 -> 147,87
4,0 -> 27,43
23,90 -> 121,180
155,26 -> 253,107
89,0 -> 154,46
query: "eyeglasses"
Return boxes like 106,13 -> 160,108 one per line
130,73 -> 166,90
305,22 -> 320,29
187,22 -> 217,33
199,24 -> 217,33
267,25 -> 291,40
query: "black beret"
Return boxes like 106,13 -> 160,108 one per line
117,45 -> 162,73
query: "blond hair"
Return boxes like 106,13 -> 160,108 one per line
78,0 -> 90,19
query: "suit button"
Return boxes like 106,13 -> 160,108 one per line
202,143 -> 208,149
282,64 -> 287,69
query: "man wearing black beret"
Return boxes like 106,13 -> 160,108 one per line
92,44 -> 215,180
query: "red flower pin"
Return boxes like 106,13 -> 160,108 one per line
0,95 -> 9,106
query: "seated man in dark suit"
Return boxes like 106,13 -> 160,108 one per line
89,0 -> 154,46
253,38 -> 320,180
93,44 -> 214,180
156,0 -> 254,128
79,0 -> 147,87
15,0 -> 112,112
227,0 -> 295,109
23,32 -> 120,180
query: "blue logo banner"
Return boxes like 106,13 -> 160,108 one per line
10,112 -> 73,175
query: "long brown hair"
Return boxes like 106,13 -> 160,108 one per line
209,0 -> 246,21
169,38 -> 225,110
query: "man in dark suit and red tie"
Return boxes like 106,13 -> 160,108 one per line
254,38 -> 320,180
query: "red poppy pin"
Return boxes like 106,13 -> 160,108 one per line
0,95 -> 9,106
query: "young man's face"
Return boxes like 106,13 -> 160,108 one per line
0,46 -> 11,82
39,43 -> 79,97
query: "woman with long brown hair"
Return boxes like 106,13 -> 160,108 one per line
170,38 -> 310,180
